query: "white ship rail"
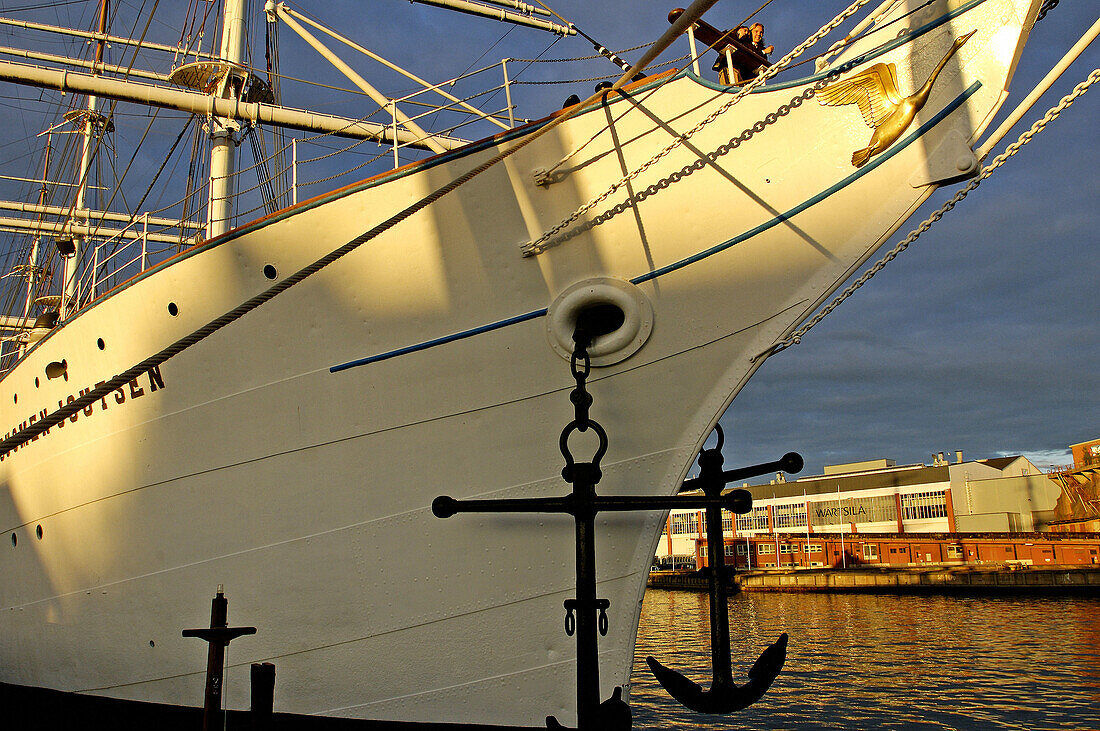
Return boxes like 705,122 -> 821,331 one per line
71,213 -> 203,308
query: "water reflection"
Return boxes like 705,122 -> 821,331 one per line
630,590 -> 1100,730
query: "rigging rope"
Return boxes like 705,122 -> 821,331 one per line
520,0 -> 876,256
753,67 -> 1100,363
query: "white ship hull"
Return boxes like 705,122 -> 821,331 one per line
0,1 -> 1039,725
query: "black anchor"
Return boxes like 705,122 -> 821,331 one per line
647,426 -> 802,714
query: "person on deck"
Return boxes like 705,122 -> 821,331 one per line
748,22 -> 775,71
712,26 -> 751,85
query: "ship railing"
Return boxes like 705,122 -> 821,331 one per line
288,59 -> 523,196
73,213 -> 203,307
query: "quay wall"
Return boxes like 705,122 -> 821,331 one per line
735,566 -> 1100,593
647,571 -> 734,592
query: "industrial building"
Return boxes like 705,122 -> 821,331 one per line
1048,437 -> 1100,532
655,446 -> 1084,569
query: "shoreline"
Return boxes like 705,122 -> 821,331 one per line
648,566 -> 1100,594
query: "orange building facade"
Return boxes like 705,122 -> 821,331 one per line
696,532 -> 1100,570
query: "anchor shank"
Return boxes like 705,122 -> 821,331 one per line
703,500 -> 735,688
573,480 -> 601,728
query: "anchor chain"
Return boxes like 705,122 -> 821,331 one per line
754,67 -> 1100,362
1036,0 -> 1058,22
532,71 -> 843,249
521,0 -> 876,256
569,332 -> 594,431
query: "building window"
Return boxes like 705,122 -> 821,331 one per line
670,512 -> 700,535
900,491 -> 948,521
757,544 -> 776,555
863,544 -> 879,561
807,544 -> 823,553
772,503 -> 808,529
946,545 -> 964,559
736,507 -> 770,533
724,544 -> 736,556
736,544 -> 748,555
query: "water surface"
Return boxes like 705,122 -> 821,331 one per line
630,590 -> 1100,729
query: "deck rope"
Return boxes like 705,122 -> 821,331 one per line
752,67 -> 1100,363
520,0 -> 876,257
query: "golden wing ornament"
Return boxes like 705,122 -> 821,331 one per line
817,63 -> 902,128
817,30 -> 976,168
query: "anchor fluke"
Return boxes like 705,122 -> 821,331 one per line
646,632 -> 789,714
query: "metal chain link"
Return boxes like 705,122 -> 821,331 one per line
520,0 -> 875,256
754,68 -> 1100,362
569,337 -> 594,432
300,151 -> 388,187
513,54 -> 693,85
1036,0 -> 1059,23
537,79 -> 837,247
510,40 -> 652,63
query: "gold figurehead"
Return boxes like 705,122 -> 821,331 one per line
818,29 -> 977,167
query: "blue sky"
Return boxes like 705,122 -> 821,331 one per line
0,0 -> 1094,475
708,2 -> 1098,475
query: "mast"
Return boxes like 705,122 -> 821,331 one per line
208,0 -> 247,239
62,0 -> 109,321
19,136 -> 50,345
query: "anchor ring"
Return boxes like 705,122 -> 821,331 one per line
559,419 -> 609,480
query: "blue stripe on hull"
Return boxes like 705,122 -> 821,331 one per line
330,83 -> 982,374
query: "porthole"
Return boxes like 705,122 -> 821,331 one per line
35,525 -> 43,540
97,338 -> 105,350
149,640 -> 155,648
12,393 -> 16,404
263,264 -> 277,280
167,302 -> 179,317
10,533 -> 15,548
35,377 -> 40,388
